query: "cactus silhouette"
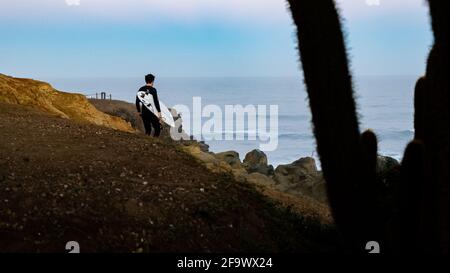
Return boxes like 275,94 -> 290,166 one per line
412,0 -> 448,253
287,0 -> 448,253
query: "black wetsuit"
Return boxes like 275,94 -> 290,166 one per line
136,85 -> 161,137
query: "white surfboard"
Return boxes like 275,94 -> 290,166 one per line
137,91 -> 175,127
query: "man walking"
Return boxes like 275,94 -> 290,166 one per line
136,74 -> 162,137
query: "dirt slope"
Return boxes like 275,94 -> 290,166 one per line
0,103 -> 337,252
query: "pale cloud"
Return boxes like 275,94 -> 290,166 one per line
65,0 -> 81,6
1,0 -> 429,24
0,0 -> 289,24
337,0 -> 429,20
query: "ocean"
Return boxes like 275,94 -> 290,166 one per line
44,76 -> 416,167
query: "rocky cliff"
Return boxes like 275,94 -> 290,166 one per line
0,74 -> 134,133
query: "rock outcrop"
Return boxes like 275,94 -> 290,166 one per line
89,99 -> 144,132
182,142 -> 330,208
181,144 -> 332,224
273,157 -> 327,203
182,145 -> 233,174
0,74 -> 134,133
243,149 -> 274,176
214,151 -> 242,168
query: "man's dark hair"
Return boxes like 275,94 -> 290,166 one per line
145,74 -> 155,84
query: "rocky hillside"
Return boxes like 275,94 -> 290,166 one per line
0,74 -> 341,252
0,74 -> 134,132
88,99 -> 333,216
89,99 -> 400,217
0,102 -> 337,252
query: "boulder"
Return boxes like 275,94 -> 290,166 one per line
273,157 -> 327,203
274,157 -> 317,183
214,151 -> 242,168
198,141 -> 210,153
377,155 -> 400,177
243,149 -> 274,176
376,155 -> 401,193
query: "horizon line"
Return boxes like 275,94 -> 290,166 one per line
33,74 -> 424,79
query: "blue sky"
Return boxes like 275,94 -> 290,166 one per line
0,0 -> 433,78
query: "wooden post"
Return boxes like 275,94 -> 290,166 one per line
96,93 -> 98,99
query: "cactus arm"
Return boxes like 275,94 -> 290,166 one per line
286,0 -> 380,251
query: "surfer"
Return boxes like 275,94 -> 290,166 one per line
136,74 -> 162,137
